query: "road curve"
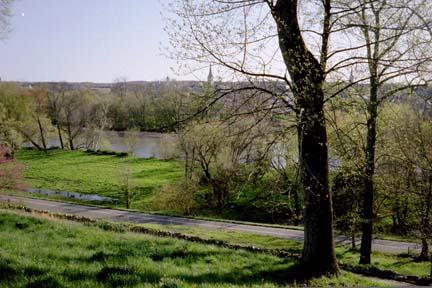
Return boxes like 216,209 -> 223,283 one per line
0,195 -> 422,254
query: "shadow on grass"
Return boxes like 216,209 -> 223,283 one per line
1,254 -> 320,287
96,266 -> 145,287
82,248 -> 233,265
26,276 -> 63,288
178,262 -> 317,286
72,261 -> 315,287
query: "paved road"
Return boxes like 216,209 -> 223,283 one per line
0,195 -> 423,254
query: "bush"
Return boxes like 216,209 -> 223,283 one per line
96,220 -> 126,233
0,147 -> 25,190
156,177 -> 199,215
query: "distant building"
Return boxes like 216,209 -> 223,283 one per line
207,65 -> 214,84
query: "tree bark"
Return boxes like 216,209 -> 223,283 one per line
66,123 -> 74,150
272,0 -> 338,276
419,238 -> 429,261
57,123 -> 64,149
360,84 -> 377,264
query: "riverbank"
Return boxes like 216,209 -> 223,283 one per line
23,131 -> 177,159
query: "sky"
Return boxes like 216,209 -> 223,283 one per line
0,0 -> 183,83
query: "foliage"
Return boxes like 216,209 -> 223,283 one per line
0,0 -> 13,39
156,176 -> 199,215
379,102 -> 432,259
179,119 -> 271,208
332,168 -> 363,248
0,83 -> 29,153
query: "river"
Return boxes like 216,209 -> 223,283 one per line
32,131 -> 177,159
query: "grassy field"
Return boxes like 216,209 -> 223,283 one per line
0,210 -> 389,287
15,149 -> 183,210
84,220 -> 432,279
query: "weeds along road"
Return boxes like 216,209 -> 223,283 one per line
0,194 -> 422,255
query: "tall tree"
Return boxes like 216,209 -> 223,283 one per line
47,82 -> 71,149
167,0 -> 341,275
59,89 -> 91,150
334,0 -> 432,264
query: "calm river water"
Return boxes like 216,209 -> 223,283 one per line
41,131 -> 176,159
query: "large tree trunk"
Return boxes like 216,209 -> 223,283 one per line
273,0 -> 338,276
297,98 -> 338,275
360,84 -> 378,264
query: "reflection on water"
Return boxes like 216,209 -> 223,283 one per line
26,187 -> 119,202
104,131 -> 176,159
29,131 -> 177,159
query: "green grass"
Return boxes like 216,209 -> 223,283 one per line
0,210 -> 388,287
15,149 -> 183,210
126,223 -> 432,279
337,247 -> 431,278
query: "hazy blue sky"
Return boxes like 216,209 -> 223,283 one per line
0,0 -> 181,82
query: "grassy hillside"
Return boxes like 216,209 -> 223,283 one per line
0,210 -> 389,287
15,149 -> 182,210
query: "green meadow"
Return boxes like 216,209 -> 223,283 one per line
0,210 -> 389,287
14,149 -> 183,210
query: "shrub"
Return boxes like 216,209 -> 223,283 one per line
0,147 -> 25,190
156,177 -> 199,215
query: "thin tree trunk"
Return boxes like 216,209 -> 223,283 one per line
420,174 -> 432,261
25,136 -> 42,151
19,129 -> 42,151
57,123 -> 64,149
67,124 -> 74,150
419,238 -> 429,261
37,116 -> 47,153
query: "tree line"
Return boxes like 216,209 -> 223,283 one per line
0,80 -> 208,154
